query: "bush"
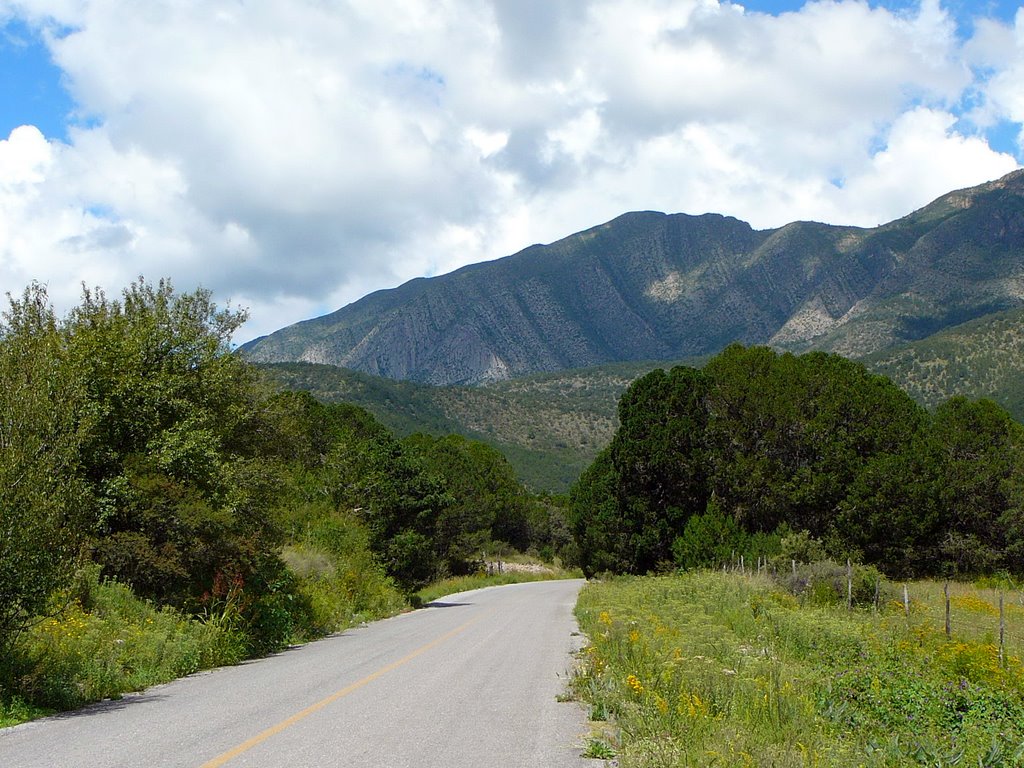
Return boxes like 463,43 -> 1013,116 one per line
777,530 -> 827,564
279,507 -> 405,637
773,559 -> 888,607
672,500 -> 746,569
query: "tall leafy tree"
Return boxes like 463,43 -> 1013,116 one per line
404,434 -> 532,572
931,397 -> 1023,574
569,449 -> 633,576
59,278 -> 285,608
703,345 -> 925,536
569,344 -> 1024,579
0,285 -> 87,646
570,366 -> 711,575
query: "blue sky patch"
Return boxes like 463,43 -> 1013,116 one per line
0,18 -> 74,141
982,120 -> 1022,158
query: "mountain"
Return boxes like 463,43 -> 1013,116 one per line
242,170 -> 1024,385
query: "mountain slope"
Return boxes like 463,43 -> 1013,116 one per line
862,306 -> 1024,419
258,359 -> 698,491
243,170 -> 1024,385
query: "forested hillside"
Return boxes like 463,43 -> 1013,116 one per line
571,344 -> 1024,579
864,306 -> 1024,420
260,307 -> 1024,494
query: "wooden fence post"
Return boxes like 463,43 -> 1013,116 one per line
1000,590 -> 1006,669
846,558 -> 853,611
944,582 -> 951,639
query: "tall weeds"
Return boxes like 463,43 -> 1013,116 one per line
1,570 -> 247,721
573,572 -> 1024,767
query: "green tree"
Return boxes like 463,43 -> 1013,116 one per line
0,285 -> 87,646
930,397 -> 1023,575
58,278 -> 288,616
703,345 -> 924,536
568,449 -> 633,577
404,434 -> 532,573
672,498 -> 746,570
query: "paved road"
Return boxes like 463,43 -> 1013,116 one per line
0,579 -> 592,767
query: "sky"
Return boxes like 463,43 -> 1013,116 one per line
1,0 -> 1023,343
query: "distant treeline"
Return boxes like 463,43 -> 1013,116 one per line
570,344 -> 1024,579
0,280 -> 569,655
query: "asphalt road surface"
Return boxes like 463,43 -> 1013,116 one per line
0,579 -> 592,767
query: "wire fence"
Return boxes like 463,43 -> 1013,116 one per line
724,555 -> 1024,667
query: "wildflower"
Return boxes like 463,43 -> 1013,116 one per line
598,611 -> 612,626
683,692 -> 708,718
629,630 -> 640,643
626,674 -> 644,695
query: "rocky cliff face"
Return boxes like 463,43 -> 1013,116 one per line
241,170 -> 1024,385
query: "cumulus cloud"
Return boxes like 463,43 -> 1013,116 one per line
0,0 -> 1021,341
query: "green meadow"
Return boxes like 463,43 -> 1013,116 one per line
573,571 -> 1024,767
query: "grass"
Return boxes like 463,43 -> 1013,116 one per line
0,532 -> 408,728
572,571 -> 1024,767
1,573 -> 248,725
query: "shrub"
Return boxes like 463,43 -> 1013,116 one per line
774,559 -> 888,607
672,500 -> 746,569
1,575 -> 246,715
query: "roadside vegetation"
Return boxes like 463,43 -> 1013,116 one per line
566,344 -> 1024,764
0,279 -> 575,726
573,570 -> 1024,767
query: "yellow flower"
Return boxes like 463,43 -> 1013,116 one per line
626,674 -> 644,695
598,611 -> 612,626
683,692 -> 709,718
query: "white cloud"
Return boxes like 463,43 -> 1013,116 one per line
0,0 -> 1020,342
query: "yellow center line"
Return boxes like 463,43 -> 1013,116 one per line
200,610 -> 489,768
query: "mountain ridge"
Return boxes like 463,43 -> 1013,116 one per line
243,169 -> 1024,385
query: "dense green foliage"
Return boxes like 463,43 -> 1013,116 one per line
0,279 -> 562,718
570,344 -> 1024,579
0,287 -> 87,645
